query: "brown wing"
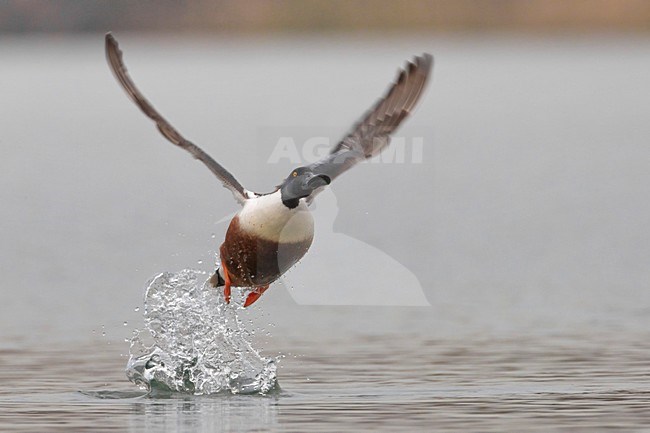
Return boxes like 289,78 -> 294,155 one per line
308,54 -> 433,184
105,33 -> 251,205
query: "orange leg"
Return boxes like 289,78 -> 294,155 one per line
221,261 -> 232,304
244,285 -> 269,308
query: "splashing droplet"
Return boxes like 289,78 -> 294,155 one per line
126,269 -> 278,395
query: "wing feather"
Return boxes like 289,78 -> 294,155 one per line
309,54 -> 433,184
105,33 -> 251,205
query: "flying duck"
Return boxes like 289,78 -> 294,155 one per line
105,33 -> 433,307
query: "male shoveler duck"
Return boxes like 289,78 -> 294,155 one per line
105,33 -> 433,307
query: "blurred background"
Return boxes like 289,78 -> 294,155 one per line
3,0 -> 650,33
1,0 -> 649,348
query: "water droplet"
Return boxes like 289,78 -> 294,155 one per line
123,321 -> 128,326
134,307 -> 140,312
125,269 -> 278,395
210,233 -> 216,239
197,260 -> 203,265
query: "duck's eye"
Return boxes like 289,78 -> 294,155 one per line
292,171 -> 297,177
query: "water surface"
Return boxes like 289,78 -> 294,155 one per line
1,34 -> 649,431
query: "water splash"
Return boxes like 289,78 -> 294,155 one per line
126,269 -> 278,395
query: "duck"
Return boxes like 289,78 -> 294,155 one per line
105,33 -> 433,307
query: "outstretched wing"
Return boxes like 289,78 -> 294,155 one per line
307,53 -> 433,186
105,33 -> 252,205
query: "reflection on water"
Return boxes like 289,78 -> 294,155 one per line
125,395 -> 279,433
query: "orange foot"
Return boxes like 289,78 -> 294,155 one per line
221,261 -> 232,304
244,285 -> 269,308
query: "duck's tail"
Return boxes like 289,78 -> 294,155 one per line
209,268 -> 225,288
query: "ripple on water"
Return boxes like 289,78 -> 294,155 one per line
125,269 -> 278,396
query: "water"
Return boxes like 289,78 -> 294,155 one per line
126,269 -> 277,395
1,34 -> 650,431
2,334 -> 650,431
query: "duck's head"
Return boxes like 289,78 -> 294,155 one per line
280,167 -> 331,208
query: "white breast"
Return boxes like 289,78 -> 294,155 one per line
237,191 -> 314,243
